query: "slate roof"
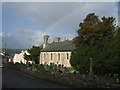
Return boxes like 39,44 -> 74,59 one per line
41,40 -> 75,52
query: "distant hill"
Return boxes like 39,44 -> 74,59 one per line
2,48 -> 27,56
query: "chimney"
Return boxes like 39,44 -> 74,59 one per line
43,35 -> 50,48
53,37 -> 61,42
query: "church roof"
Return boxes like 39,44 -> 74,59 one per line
41,40 -> 75,52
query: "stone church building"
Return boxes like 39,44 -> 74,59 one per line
39,35 -> 75,67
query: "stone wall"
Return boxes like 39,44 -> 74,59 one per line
4,63 -> 119,88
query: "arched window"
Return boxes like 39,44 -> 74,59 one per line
67,53 -> 69,59
44,53 -> 46,60
58,53 -> 60,60
51,54 -> 52,60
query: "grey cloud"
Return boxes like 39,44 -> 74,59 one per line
3,2 -> 86,28
3,2 -> 118,30
2,28 -> 44,49
2,2 -> 118,49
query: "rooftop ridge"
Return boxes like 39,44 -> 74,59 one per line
41,40 -> 75,52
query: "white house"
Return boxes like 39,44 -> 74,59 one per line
13,51 -> 32,64
0,51 -> 5,56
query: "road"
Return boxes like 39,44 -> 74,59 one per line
0,68 -> 2,90
2,68 -> 69,88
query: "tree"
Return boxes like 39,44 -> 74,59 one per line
24,53 -> 31,64
24,46 -> 41,64
71,13 -> 101,74
70,13 -> 119,75
75,13 -> 116,46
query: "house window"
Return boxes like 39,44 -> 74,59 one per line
58,53 -> 60,60
51,54 -> 52,60
67,53 -> 69,59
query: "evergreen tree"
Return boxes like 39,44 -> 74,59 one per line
24,46 -> 41,64
70,13 -> 119,75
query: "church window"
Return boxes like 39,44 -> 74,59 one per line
51,54 -> 52,60
58,53 -> 60,60
44,53 -> 46,60
67,53 -> 69,59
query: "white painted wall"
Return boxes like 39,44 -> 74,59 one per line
13,51 -> 32,64
0,52 -> 5,56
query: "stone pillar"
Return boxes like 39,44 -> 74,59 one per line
89,58 -> 93,76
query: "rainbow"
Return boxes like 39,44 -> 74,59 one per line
45,4 -> 85,33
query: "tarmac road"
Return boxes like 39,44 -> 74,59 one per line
2,68 -> 69,88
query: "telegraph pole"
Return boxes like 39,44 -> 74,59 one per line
64,37 -> 66,41
4,43 -> 6,56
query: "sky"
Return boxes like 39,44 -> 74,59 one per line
0,2 -> 2,50
1,1 -> 119,49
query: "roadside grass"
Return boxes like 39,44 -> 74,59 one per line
66,67 -> 78,73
